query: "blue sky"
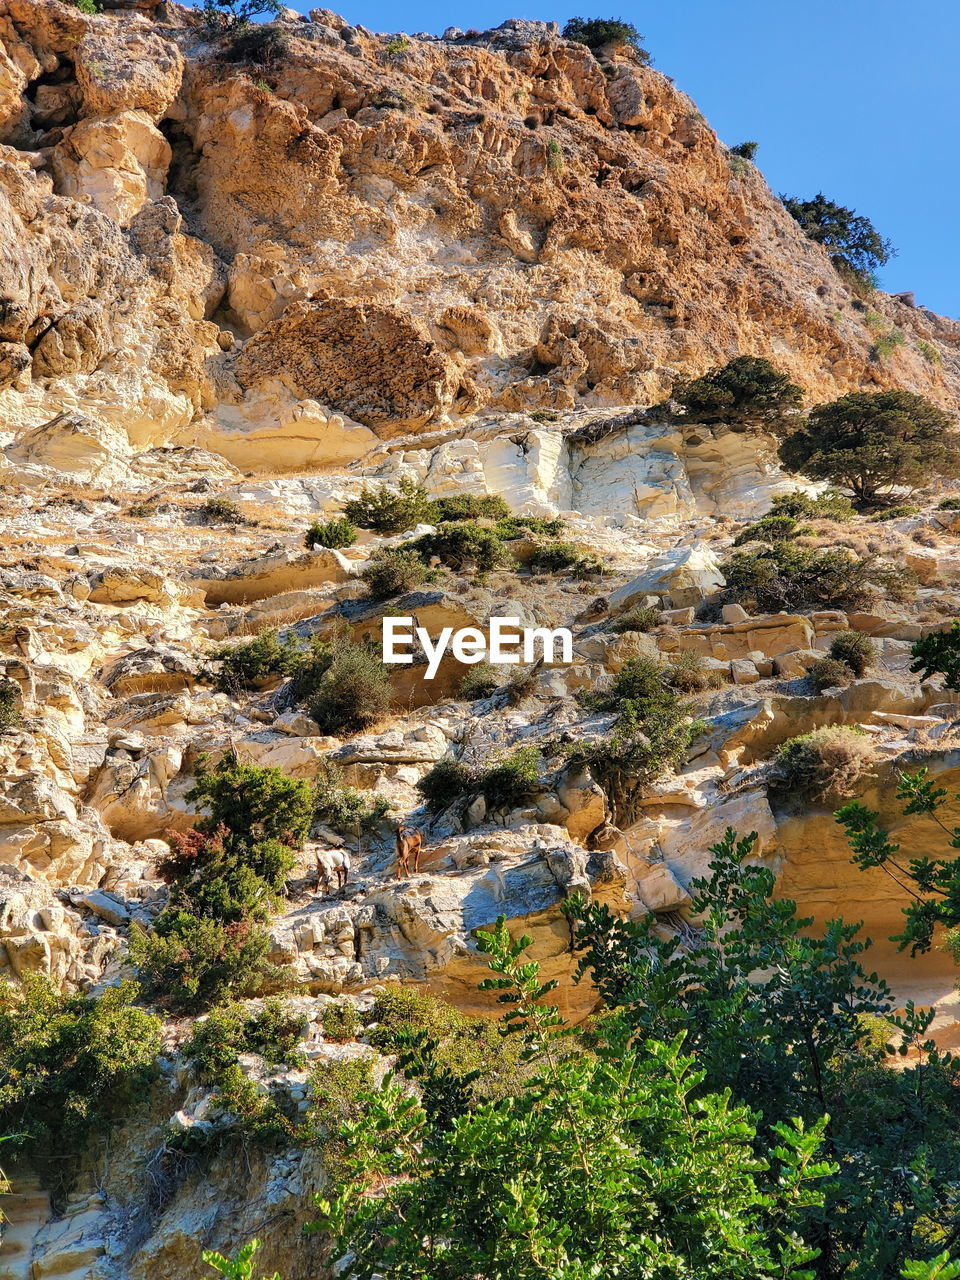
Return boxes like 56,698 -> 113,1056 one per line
285,0 -> 959,318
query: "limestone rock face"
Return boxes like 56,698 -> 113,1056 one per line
51,109 -> 170,226
235,299 -> 464,436
74,25 -> 183,120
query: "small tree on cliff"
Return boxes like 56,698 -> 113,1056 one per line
673,355 -> 803,430
562,16 -> 651,60
777,389 -> 959,505
200,0 -> 282,33
781,191 -> 894,281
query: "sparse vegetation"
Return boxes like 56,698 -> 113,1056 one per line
383,34 -> 409,58
305,517 -> 357,550
918,339 -> 943,365
769,489 -> 856,521
869,504 -> 919,521
313,759 -> 391,834
431,494 -> 511,522
546,139 -> 564,174
200,496 -> 245,524
410,524 -> 514,573
416,757 -> 473,812
610,603 -> 662,633
0,678 -> 20,731
344,478 -> 433,535
211,629 -> 297,692
777,390 -> 959,505
733,514 -> 808,546
527,541 -> 605,577
562,16 -> 650,59
221,22 -> 289,64
722,542 -> 907,613
458,662 -> 502,700
201,0 -> 282,33
773,726 -> 876,801
322,1000 -> 360,1043
808,657 -> 854,692
666,649 -> 724,693
673,355 -> 802,430
478,746 -> 541,811
730,140 -> 759,160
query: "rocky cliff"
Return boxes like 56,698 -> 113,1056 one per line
2,3 -> 960,1278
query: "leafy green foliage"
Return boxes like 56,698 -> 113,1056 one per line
361,547 -> 434,598
839,767 -> 960,957
910,621 -> 960,690
734,513 -> 809,546
0,677 -> 20,730
431,494 -> 510,521
829,630 -> 877,676
210,629 -> 298,692
778,390 -> 959,505
131,759 -> 311,1012
731,140 -> 759,159
186,999 -> 307,1082
773,727 -> 876,802
304,517 -> 357,549
0,977 -> 161,1199
322,1000 -> 360,1043
416,757 -> 473,812
940,497 -> 960,511
782,191 -> 894,279
313,760 -> 390,835
458,661 -> 502,700
526,540 -> 605,577
410,523 -> 514,573
769,490 -> 856,521
902,1256 -> 960,1279
343,478 -> 433,534
562,15 -> 650,60
674,355 -> 802,429
574,658 -> 699,823
666,648 -> 725,692
70,0 -> 101,12
306,644 -> 392,734
477,745 -> 541,811
917,340 -> 943,366
721,542 -> 908,613
567,828 -> 960,1276
870,503 -> 919,520
310,913 -> 829,1280
493,515 -> 566,539
221,22 -> 289,64
202,1238 -> 280,1280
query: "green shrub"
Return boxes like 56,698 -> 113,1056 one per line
416,758 -> 473,812
221,21 -> 289,63
667,650 -> 724,693
411,523 -> 514,573
546,139 -> 564,174
200,496 -> 244,524
576,658 -> 700,824
829,630 -> 877,676
778,389 -> 959,506
918,339 -> 943,366
70,0 -> 101,11
0,977 -> 161,1200
309,1055 -> 377,1145
211,629 -> 297,691
314,759 -> 391,833
383,34 -> 409,57
872,328 -> 906,361
129,914 -> 280,1014
773,726 -> 875,801
361,547 -> 434,599
808,657 -> 855,692
186,999 -> 307,1082
307,645 -> 392,734
721,542 -> 910,613
938,497 -> 960,511
458,662 -> 502,700
0,677 -> 20,730
527,541 -> 604,577
673,355 -> 802,430
322,1000 -> 360,1043
610,604 -> 662,633
769,489 -> 856,521
493,515 -> 566,539
285,634 -> 335,705
431,494 -> 511,522
781,191 -> 894,279
732,514 -> 806,546
562,16 -> 650,59
730,140 -> 758,160
478,746 -> 541,811
869,504 -> 919,521
188,757 -> 314,853
910,621 -> 960,690
305,517 -> 357,550
344,477 -> 433,534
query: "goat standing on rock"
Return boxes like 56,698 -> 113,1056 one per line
315,845 -> 350,895
395,826 -> 422,878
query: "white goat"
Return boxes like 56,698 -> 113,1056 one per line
313,844 -> 351,895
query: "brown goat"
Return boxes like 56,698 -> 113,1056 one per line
395,826 -> 423,878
